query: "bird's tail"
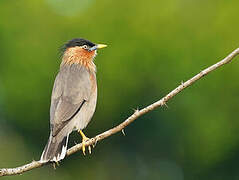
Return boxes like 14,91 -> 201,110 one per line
40,132 -> 69,162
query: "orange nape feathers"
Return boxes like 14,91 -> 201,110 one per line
61,46 -> 96,72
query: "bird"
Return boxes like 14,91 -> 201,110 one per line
40,38 -> 107,162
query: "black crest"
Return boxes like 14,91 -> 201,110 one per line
61,38 -> 95,53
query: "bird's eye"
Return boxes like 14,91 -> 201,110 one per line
82,45 -> 88,49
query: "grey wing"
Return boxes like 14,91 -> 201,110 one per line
50,65 -> 91,137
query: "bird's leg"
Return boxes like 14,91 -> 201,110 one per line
78,130 -> 91,155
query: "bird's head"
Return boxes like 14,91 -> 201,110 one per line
61,38 -> 107,70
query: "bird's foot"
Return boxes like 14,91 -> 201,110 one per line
78,130 -> 91,155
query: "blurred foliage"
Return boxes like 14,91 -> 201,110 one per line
0,0 -> 239,179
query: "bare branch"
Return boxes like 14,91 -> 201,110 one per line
1,48 -> 239,177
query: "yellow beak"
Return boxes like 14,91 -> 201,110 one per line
97,44 -> 107,49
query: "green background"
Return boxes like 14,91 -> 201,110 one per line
0,0 -> 239,179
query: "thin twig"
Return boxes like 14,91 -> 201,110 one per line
1,48 -> 239,177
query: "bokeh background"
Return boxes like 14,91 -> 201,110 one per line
0,0 -> 239,179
